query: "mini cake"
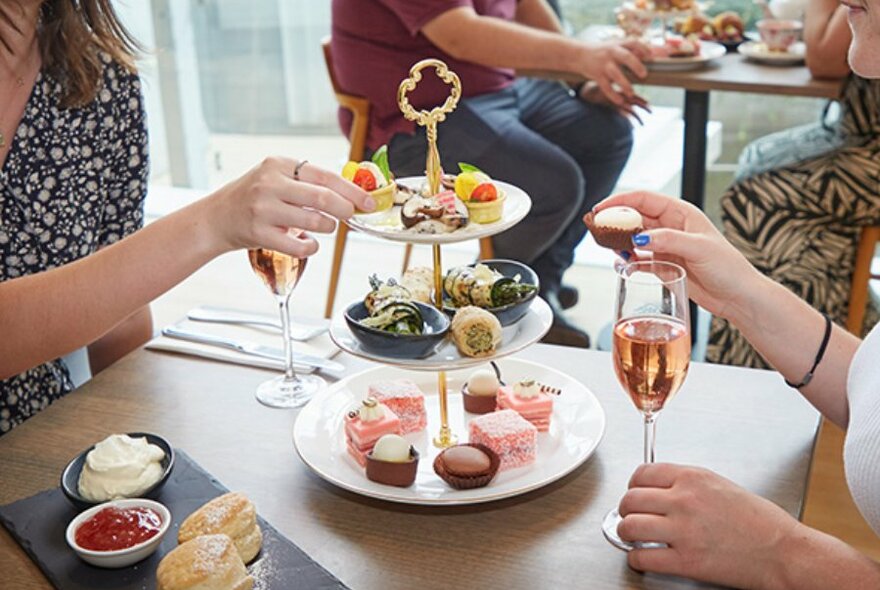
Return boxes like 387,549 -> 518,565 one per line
461,368 -> 501,414
344,398 -> 401,467
496,380 -> 554,432
367,380 -> 427,434
583,206 -> 644,251
365,434 -> 419,487
468,409 -> 538,471
433,443 -> 500,489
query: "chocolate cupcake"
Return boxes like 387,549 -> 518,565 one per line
365,434 -> 419,487
461,368 -> 501,414
584,206 -> 644,251
433,443 -> 500,490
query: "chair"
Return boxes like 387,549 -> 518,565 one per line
846,226 -> 880,335
321,37 -> 494,318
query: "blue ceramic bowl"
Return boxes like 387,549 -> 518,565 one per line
61,432 -> 175,511
345,301 -> 450,359
443,259 -> 539,326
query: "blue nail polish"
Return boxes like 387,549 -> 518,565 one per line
632,233 -> 650,247
620,250 -> 631,261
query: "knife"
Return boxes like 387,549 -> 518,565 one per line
187,306 -> 328,341
161,326 -> 343,372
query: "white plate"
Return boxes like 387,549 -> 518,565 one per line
346,176 -> 532,245
647,40 -> 726,71
330,297 -> 553,371
739,41 -> 805,66
293,359 -> 606,505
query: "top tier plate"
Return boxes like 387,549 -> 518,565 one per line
346,176 -> 532,245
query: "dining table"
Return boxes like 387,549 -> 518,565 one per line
0,341 -> 820,590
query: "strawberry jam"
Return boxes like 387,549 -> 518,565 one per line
75,506 -> 162,551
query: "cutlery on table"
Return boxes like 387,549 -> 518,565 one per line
161,326 -> 343,373
187,306 -> 328,342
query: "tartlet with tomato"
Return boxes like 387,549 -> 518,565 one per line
342,145 -> 396,213
453,163 -> 505,224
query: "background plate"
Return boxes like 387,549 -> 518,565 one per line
346,177 -> 532,245
647,40 -> 726,71
739,41 -> 805,66
293,359 -> 606,505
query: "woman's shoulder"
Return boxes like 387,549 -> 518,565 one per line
95,51 -> 143,104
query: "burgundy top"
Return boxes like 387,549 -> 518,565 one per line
331,0 -> 517,152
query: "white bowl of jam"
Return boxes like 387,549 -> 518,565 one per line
65,498 -> 170,568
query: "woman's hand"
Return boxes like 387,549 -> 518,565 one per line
577,39 -> 650,107
618,463 -> 800,589
593,191 -> 763,322
207,157 -> 373,257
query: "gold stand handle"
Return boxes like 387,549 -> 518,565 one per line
398,59 -> 462,449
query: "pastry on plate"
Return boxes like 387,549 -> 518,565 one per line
450,306 -> 502,358
367,380 -> 427,434
344,398 -> 402,466
157,534 -> 253,590
433,443 -> 500,489
496,380 -> 554,432
177,492 -> 262,564
469,409 -> 538,470
365,434 -> 420,487
461,368 -> 501,414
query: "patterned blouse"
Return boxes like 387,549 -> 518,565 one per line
0,54 -> 149,434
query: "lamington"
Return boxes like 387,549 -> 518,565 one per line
468,409 -> 537,470
367,380 -> 427,434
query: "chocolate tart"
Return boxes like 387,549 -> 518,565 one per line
433,444 -> 500,490
583,210 -> 644,252
461,383 -> 498,414
365,446 -> 419,487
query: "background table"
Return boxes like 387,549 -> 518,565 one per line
0,345 -> 819,590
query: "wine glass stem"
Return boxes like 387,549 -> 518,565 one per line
277,294 -> 296,382
643,412 -> 657,464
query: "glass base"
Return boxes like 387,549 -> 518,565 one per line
602,508 -> 667,552
255,374 -> 325,409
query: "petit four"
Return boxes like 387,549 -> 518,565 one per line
583,206 -> 645,251
450,306 -> 502,358
156,534 -> 253,590
365,434 -> 420,487
496,380 -> 554,432
78,433 -> 166,502
461,368 -> 501,414
453,163 -> 505,224
400,266 -> 434,304
342,145 -> 396,212
469,409 -> 538,471
367,380 -> 427,434
344,398 -> 402,466
433,443 -> 500,489
178,492 -> 262,564
444,264 -> 536,309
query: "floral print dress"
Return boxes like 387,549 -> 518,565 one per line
0,54 -> 149,434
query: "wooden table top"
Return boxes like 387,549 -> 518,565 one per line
0,345 -> 819,590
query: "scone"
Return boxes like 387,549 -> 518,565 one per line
157,534 -> 253,590
178,493 -> 262,564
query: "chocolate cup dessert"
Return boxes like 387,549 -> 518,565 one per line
461,384 -> 498,414
583,210 -> 643,252
365,447 -> 420,487
433,443 -> 500,490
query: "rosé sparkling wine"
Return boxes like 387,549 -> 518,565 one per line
247,248 -> 307,297
613,315 -> 690,414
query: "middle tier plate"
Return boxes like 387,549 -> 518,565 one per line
330,296 -> 552,371
346,176 -> 532,245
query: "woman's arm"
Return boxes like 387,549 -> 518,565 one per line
87,306 -> 153,375
804,0 -> 852,79
594,192 -> 859,428
0,158 -> 372,380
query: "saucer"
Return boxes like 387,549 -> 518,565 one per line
739,40 -> 805,65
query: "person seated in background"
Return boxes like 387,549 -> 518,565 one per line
707,0 -> 880,367
0,0 -> 372,435
330,0 -> 650,348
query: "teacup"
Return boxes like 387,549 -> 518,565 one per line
756,19 -> 803,52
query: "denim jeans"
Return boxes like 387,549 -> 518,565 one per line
389,78 -> 633,294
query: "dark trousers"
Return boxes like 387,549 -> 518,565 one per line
389,78 -> 633,294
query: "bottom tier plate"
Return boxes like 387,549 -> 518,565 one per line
293,358 -> 606,505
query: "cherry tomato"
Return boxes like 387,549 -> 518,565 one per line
352,168 -> 377,191
470,182 -> 498,202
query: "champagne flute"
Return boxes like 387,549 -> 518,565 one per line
602,260 -> 691,550
247,237 -> 325,408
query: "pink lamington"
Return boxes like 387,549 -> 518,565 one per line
496,385 -> 553,432
367,380 -> 427,434
469,409 -> 537,470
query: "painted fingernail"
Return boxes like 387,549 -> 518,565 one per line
364,197 -> 376,211
621,250 -> 631,261
632,233 -> 650,247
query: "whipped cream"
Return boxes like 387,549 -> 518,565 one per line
358,398 -> 384,422
371,434 -> 411,462
78,434 -> 165,502
514,380 -> 541,399
467,369 -> 500,396
593,206 -> 643,230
